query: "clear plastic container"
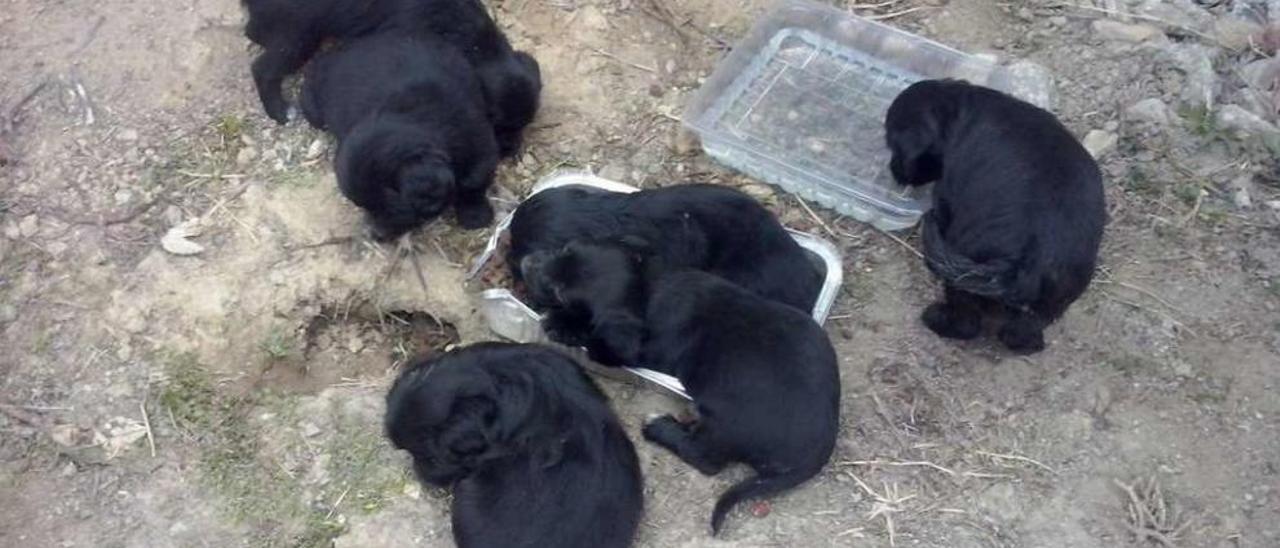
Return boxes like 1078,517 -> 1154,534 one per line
683,0 -> 1055,231
467,171 -> 844,400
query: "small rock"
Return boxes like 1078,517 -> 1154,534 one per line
347,335 -> 365,354
1232,174 -> 1255,209
1091,20 -> 1164,42
2,222 -> 19,240
160,220 -> 206,256
1266,200 -> 1280,211
672,129 -> 700,155
0,303 -> 17,323
49,424 -> 79,447
46,241 -> 68,256
236,146 -> 258,166
60,461 -> 78,477
403,482 -> 421,500
1215,104 -> 1280,138
1213,17 -> 1263,52
301,422 -> 322,438
163,205 -> 183,227
114,189 -> 134,205
1125,98 -> 1171,125
305,138 -> 326,160
117,129 -> 139,142
1171,360 -> 1192,377
750,500 -> 771,518
18,214 -> 39,238
1082,130 -> 1119,159
739,183 -> 775,202
1154,43 -> 1216,107
1048,16 -> 1067,27
1240,58 -> 1279,93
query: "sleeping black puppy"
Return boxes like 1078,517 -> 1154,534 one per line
508,183 -> 824,314
241,0 -> 541,156
885,79 -> 1106,353
385,342 -> 644,548
520,240 -> 840,535
300,33 -> 499,237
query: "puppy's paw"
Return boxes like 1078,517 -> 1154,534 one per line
641,415 -> 685,444
921,302 -> 980,340
455,201 -> 495,229
998,323 -> 1046,354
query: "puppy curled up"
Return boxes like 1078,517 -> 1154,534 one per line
885,79 -> 1106,353
241,0 -> 542,156
507,183 -> 825,314
300,33 -> 500,239
385,342 -> 644,548
520,240 -> 840,535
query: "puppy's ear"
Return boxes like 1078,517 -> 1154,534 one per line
589,309 -> 646,365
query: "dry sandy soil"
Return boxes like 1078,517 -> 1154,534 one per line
2,0 -> 1279,546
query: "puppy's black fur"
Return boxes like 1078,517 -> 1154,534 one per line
300,33 -> 499,238
521,241 -> 839,535
508,184 -> 824,314
885,79 -> 1105,353
385,342 -> 644,548
241,0 -> 541,156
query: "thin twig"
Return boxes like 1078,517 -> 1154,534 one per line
1101,290 -> 1199,337
0,404 -> 47,427
589,48 -> 657,73
1096,278 -> 1185,315
876,228 -> 924,259
976,450 -> 1055,473
139,401 -> 156,458
865,6 -> 933,20
3,79 -> 51,134
291,235 -> 356,250
842,459 -> 957,477
795,196 -> 839,240
324,486 -> 352,520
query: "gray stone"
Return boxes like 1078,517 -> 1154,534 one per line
1240,58 -> 1279,94
235,146 -> 258,166
0,303 -> 18,323
1232,174 -> 1255,209
114,188 -> 134,205
18,214 -> 38,238
1092,20 -> 1164,43
117,128 -> 139,142
1137,0 -> 1214,33
1126,98 -> 1171,125
1213,16 -> 1263,52
1215,104 -> 1280,138
1082,130 -> 1119,159
1154,43 -> 1217,107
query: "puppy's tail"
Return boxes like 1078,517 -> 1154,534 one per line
710,468 -> 814,536
920,210 -> 1016,299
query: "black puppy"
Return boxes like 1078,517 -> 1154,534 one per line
300,33 -> 499,237
508,183 -> 824,314
885,79 -> 1106,353
241,0 -> 541,156
385,342 -> 644,548
521,240 -> 840,535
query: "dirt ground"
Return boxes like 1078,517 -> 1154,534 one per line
2,0 -> 1279,546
